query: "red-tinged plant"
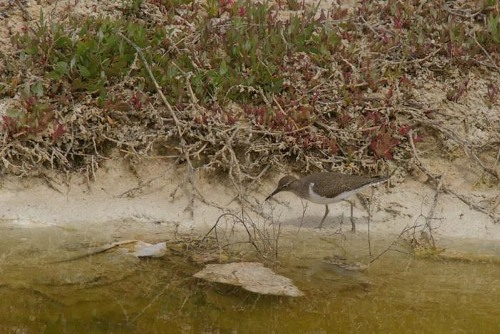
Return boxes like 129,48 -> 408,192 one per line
412,133 -> 423,143
244,105 -> 268,126
381,32 -> 390,44
369,127 -> 400,160
319,135 -> 339,154
393,15 -> 404,29
219,0 -> 235,15
336,113 -> 352,128
311,92 -> 319,107
283,121 -> 295,133
22,95 -> 38,113
399,124 -> 411,136
446,79 -> 469,102
342,70 -> 352,82
365,110 -> 383,125
384,84 -> 395,106
130,91 -> 144,111
2,115 -> 20,135
237,6 -> 246,17
52,122 -> 66,141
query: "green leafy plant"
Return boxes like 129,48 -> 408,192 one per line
1,82 -> 64,141
2,0 -> 497,177
487,13 -> 500,44
12,17 -> 168,101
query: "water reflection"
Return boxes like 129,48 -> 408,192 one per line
1,224 -> 499,333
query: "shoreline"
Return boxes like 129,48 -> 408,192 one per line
1,159 -> 498,247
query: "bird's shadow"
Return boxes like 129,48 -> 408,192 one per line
265,201 -> 372,231
279,214 -> 367,229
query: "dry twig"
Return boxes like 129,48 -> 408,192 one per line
408,129 -> 498,223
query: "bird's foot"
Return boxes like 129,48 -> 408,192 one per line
350,220 -> 356,233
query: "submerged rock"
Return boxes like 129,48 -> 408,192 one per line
322,255 -> 368,271
194,262 -> 304,297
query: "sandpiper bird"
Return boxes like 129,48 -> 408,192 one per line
265,172 -> 389,231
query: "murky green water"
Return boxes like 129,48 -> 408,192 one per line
1,224 -> 499,334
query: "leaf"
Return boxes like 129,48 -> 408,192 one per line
2,115 -> 19,132
31,81 -> 44,97
46,71 -> 62,80
77,64 -> 91,78
219,59 -> 228,76
370,131 -> 400,160
55,61 -> 69,75
487,14 -> 499,43
52,122 -> 66,141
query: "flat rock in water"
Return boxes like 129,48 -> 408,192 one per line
194,262 -> 304,297
133,241 -> 167,258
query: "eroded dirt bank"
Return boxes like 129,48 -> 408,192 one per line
1,157 -> 498,248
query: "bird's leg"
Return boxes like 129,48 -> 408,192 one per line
318,205 -> 329,229
342,200 -> 356,232
348,200 -> 355,232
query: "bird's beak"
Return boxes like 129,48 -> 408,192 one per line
265,187 -> 282,202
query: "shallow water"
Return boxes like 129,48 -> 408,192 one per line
1,224 -> 499,334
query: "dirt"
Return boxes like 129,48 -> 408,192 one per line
0,155 -> 498,245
